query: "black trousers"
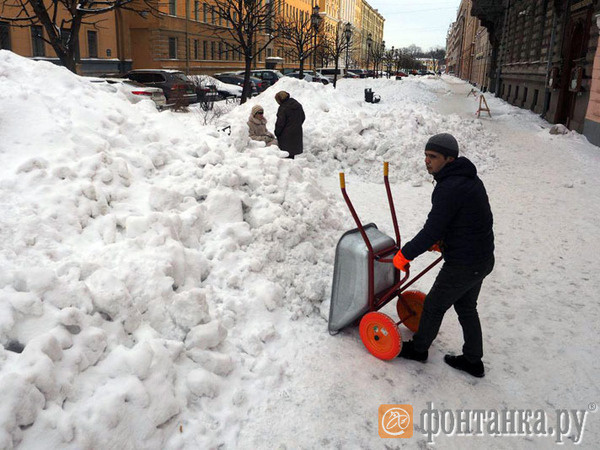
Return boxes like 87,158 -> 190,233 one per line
412,255 -> 495,362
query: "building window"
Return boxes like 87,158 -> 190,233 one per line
194,1 -> 199,20
203,40 -> 207,60
211,6 -> 216,24
218,42 -> 222,60
31,25 -> 45,57
87,30 -> 98,58
211,41 -> 215,60
169,0 -> 176,16
0,21 -> 11,50
203,3 -> 208,22
194,39 -> 199,60
169,37 -> 177,59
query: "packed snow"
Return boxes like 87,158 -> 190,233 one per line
0,49 -> 599,449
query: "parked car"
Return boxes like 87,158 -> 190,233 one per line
319,68 -> 352,81
125,69 -> 197,106
350,69 -> 369,78
240,69 -> 284,87
213,73 -> 260,95
190,75 -> 242,99
285,71 -> 330,85
86,77 -> 167,109
395,70 -> 408,77
344,71 -> 360,79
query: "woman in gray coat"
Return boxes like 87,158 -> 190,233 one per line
274,91 -> 305,159
248,104 -> 277,146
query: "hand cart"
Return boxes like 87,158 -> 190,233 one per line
328,162 -> 443,360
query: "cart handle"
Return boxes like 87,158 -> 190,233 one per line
339,172 -> 375,255
383,162 -> 401,246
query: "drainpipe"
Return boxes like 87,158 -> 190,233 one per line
543,0 -> 571,118
185,0 -> 190,75
495,0 -> 511,97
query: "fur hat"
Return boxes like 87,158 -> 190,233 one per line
251,104 -> 264,116
275,91 -> 289,104
425,133 -> 459,158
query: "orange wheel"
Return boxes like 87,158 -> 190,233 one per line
396,290 -> 426,333
359,312 -> 402,360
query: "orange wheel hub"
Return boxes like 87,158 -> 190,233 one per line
359,312 -> 402,360
396,290 -> 426,333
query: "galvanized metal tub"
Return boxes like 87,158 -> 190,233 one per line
328,223 -> 397,334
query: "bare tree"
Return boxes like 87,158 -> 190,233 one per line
0,0 -> 153,73
370,42 -> 385,78
429,46 -> 446,73
213,0 -> 280,103
321,22 -> 352,88
277,12 -> 317,77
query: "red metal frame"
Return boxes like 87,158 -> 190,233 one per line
339,163 -> 442,316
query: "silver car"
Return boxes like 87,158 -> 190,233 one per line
87,77 -> 167,109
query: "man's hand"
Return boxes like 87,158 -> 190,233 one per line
393,250 -> 411,272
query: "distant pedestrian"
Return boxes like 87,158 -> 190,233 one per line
248,104 -> 277,146
394,133 -> 495,378
274,91 -> 305,159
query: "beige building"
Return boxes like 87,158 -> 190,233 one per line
358,0 -> 384,69
446,0 -> 492,90
0,0 -> 384,75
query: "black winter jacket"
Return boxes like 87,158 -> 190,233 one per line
275,97 -> 305,158
402,157 -> 494,265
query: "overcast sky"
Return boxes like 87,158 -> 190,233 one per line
370,0 -> 461,51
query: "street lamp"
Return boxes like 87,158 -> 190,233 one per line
366,33 -> 372,76
311,5 -> 321,73
344,22 -> 352,70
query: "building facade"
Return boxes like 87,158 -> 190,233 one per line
1,0 -> 383,76
468,0 -> 600,139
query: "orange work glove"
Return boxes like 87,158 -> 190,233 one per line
393,250 -> 411,272
429,242 -> 442,252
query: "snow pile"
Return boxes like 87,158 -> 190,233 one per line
221,76 -> 498,186
0,51 -> 345,448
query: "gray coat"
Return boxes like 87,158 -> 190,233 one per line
275,97 -> 305,158
248,115 -> 277,145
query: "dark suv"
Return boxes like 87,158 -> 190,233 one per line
125,69 -> 197,106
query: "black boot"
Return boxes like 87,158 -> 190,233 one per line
398,340 -> 428,362
444,354 -> 485,378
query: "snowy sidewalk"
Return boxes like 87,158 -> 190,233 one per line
238,77 -> 600,449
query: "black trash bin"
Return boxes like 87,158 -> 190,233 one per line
364,88 -> 374,103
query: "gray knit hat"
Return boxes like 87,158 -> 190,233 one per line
425,133 -> 459,158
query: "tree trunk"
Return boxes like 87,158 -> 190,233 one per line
241,56 -> 253,104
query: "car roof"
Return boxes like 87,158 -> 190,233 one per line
128,69 -> 184,74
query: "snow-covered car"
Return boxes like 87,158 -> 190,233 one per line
85,77 -> 167,109
190,75 -> 242,99
285,72 -> 330,85
213,73 -> 261,95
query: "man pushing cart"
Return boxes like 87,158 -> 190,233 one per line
329,133 -> 495,378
